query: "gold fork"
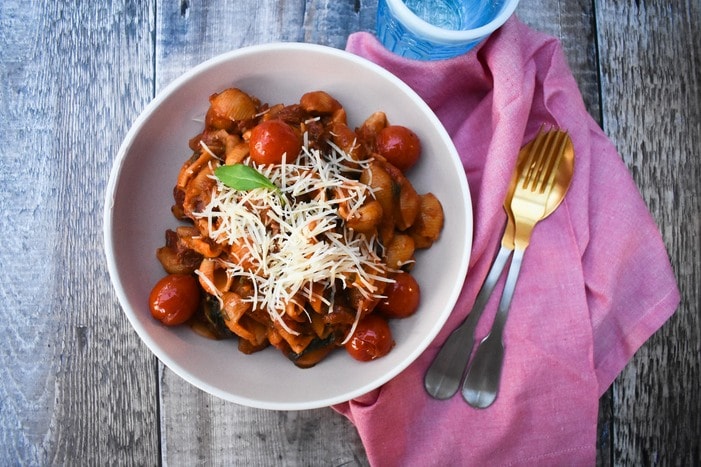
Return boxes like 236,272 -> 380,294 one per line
461,128 -> 574,408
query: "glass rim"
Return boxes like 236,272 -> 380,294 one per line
384,0 -> 520,44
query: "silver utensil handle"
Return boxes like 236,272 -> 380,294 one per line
424,245 -> 512,399
461,247 -> 524,408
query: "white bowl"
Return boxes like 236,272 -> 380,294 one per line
104,43 -> 472,410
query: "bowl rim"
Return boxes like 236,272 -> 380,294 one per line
103,42 -> 472,410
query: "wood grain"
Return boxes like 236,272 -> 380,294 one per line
159,367 -> 368,466
516,1 -> 601,120
596,0 -> 701,464
0,1 -> 160,464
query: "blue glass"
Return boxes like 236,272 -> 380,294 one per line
376,0 -> 509,61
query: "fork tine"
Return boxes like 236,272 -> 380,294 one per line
528,130 -> 558,192
523,130 -> 568,195
533,130 -> 567,193
516,128 -> 548,188
540,131 -> 569,194
518,128 -> 551,190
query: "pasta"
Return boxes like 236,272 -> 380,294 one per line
151,88 -> 444,367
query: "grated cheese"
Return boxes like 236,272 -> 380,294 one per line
193,141 -> 393,336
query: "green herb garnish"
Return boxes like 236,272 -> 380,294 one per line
215,164 -> 277,190
214,164 -> 284,201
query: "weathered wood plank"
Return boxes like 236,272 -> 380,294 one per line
155,0 -> 376,90
596,0 -> 700,464
160,367 -> 368,466
155,1 -> 304,88
516,1 -> 601,121
0,1 -> 159,464
154,1 -> 373,465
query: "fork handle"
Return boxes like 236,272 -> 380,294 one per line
424,245 -> 512,399
461,247 -> 525,408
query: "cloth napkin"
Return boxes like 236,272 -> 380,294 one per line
334,17 -> 680,466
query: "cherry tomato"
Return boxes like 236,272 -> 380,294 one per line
345,315 -> 395,361
149,274 -> 201,326
249,120 -> 302,165
375,125 -> 421,172
377,272 -> 421,319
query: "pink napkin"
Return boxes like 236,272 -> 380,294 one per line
334,17 -> 680,465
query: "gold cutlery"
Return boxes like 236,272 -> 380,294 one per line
424,129 -> 574,400
461,128 -> 574,408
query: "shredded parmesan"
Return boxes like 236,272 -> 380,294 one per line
193,142 -> 393,336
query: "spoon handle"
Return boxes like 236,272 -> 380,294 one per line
461,247 -> 524,408
424,245 -> 512,399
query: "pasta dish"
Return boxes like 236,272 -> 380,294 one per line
149,88 -> 444,367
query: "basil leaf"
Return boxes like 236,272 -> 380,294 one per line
215,164 -> 279,192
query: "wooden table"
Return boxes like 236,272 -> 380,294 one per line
1,1 -> 698,464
